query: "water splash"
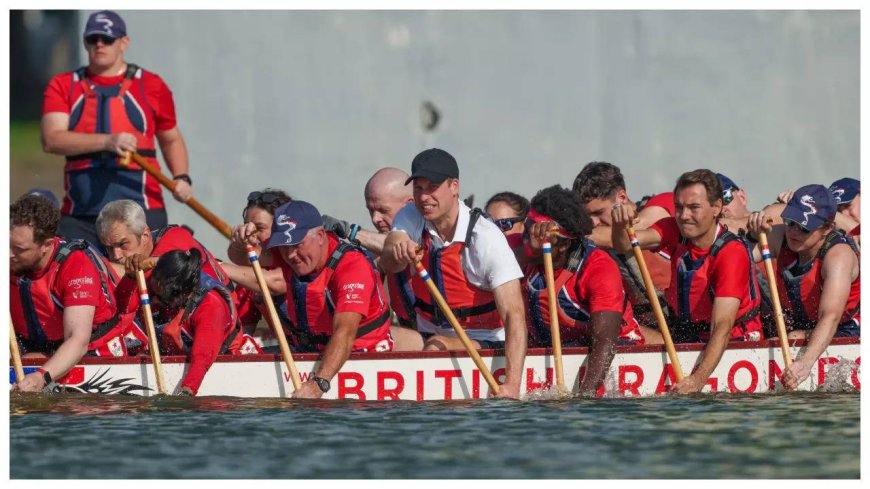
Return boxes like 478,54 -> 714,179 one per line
817,358 -> 860,393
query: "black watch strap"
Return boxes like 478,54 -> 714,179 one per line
312,376 -> 331,393
173,174 -> 192,185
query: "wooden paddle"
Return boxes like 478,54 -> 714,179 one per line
9,316 -> 25,385
542,240 -> 566,394
121,152 -> 233,239
757,229 -> 793,367
414,261 -> 500,395
625,227 -> 685,382
246,245 -> 301,392
135,270 -> 168,395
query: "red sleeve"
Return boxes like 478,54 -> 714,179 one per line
581,251 -> 626,313
649,217 -> 679,256
113,276 -> 140,314
849,224 -> 860,237
709,241 -> 751,299
42,73 -> 73,115
55,252 -> 103,307
236,287 -> 263,326
181,292 -> 232,395
329,253 -> 375,317
645,192 -> 675,216
144,72 -> 177,132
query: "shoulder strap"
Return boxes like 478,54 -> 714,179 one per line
54,239 -> 90,265
124,63 -> 140,80
818,229 -> 859,260
465,208 -> 484,245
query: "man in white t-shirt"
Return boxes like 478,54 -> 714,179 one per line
381,148 -> 527,399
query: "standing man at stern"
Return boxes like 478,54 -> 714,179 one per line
380,149 -> 528,399
41,10 -> 193,245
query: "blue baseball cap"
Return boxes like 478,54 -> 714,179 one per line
267,200 -> 324,248
780,184 -> 837,231
828,177 -> 859,205
716,173 -> 741,201
26,188 -> 60,209
83,10 -> 127,39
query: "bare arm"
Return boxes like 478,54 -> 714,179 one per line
782,245 -> 857,389
14,305 -> 94,392
635,205 -> 672,230
292,312 -> 360,399
155,127 -> 192,201
579,310 -> 621,396
354,229 -> 386,255
380,231 -> 421,273
610,205 -> 663,253
41,112 -> 135,156
671,297 -> 739,394
221,261 -> 286,295
491,278 -> 528,399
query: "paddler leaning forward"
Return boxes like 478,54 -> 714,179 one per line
223,200 -> 394,399
380,148 -> 527,399
610,169 -> 764,394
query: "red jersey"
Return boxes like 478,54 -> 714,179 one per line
10,238 -> 129,355
639,191 -> 675,290
776,231 -> 861,329
154,274 -> 259,395
43,65 -> 177,215
278,234 -> 392,352
650,218 -> 763,342
525,243 -> 644,347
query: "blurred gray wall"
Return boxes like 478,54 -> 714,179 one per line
81,10 -> 858,256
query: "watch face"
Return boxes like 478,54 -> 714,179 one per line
314,377 -> 330,393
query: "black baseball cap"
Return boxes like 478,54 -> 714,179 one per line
405,148 -> 459,185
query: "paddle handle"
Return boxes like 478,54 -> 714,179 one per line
542,241 -> 566,393
247,246 -> 301,391
9,316 -> 25,384
626,227 -> 685,382
757,232 -> 793,367
124,152 -> 233,240
415,262 -> 500,395
136,270 -> 168,395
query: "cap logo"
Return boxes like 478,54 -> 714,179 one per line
95,14 -> 115,35
798,195 -> 817,226
830,187 -> 845,204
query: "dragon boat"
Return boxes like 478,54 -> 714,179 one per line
10,337 -> 860,399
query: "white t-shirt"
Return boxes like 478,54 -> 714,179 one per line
391,201 -> 523,341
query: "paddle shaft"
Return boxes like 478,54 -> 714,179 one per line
757,232 -> 793,367
542,241 -> 566,393
135,270 -> 168,395
124,152 -> 233,239
9,316 -> 25,384
626,227 -> 685,382
246,246 -> 301,391
414,262 -> 500,395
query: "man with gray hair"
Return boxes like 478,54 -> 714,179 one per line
96,199 -> 232,350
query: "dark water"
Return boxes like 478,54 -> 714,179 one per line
9,391 -> 860,479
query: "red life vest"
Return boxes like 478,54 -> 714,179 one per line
158,273 -> 247,354
776,230 -> 861,329
386,270 -> 416,324
526,240 -> 643,346
11,239 -> 126,352
411,209 -> 503,330
667,226 -> 763,342
63,64 -> 163,213
285,239 -> 391,352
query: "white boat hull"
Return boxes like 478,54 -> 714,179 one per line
11,338 -> 860,399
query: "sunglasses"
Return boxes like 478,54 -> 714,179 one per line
783,218 -> 812,234
722,188 -> 735,206
491,216 -> 524,232
85,34 -> 117,46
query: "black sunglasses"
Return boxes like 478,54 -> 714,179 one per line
783,218 -> 811,234
491,216 -> 524,232
85,34 -> 117,46
722,188 -> 735,206
247,191 -> 283,205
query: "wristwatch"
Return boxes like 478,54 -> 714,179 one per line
172,174 -> 193,185
36,367 -> 52,385
312,376 -> 331,393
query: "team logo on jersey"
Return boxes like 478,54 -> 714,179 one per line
799,194 -> 818,226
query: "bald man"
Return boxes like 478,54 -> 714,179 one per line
363,167 -> 423,349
